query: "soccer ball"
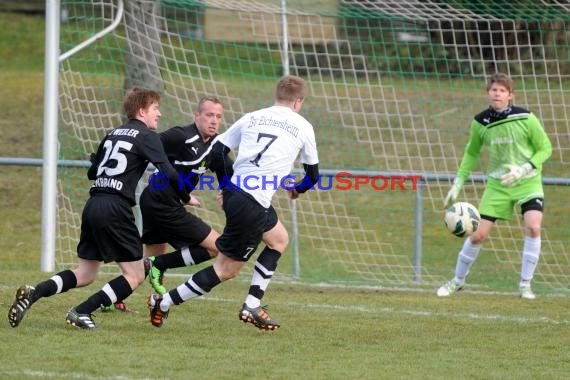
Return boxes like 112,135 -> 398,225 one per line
444,202 -> 481,237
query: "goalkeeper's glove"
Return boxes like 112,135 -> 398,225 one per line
443,177 -> 463,209
500,162 -> 533,186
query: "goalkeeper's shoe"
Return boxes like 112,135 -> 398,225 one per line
100,301 -> 133,313
436,279 -> 464,297
148,256 -> 167,295
148,294 -> 169,328
65,307 -> 96,329
8,285 -> 36,328
238,304 -> 280,331
519,284 -> 536,300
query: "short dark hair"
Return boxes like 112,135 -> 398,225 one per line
197,96 -> 222,113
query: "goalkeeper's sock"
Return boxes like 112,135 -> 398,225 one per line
520,236 -> 541,282
454,236 -> 481,284
245,247 -> 281,309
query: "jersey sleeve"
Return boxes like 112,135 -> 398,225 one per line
455,120 -> 483,182
218,114 -> 248,150
87,138 -> 106,180
527,113 -> 552,169
300,124 -> 319,165
141,131 -> 190,203
208,140 -> 234,183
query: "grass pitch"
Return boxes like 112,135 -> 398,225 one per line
1,11 -> 569,380
1,271 -> 569,380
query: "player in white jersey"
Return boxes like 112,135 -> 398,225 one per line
148,75 -> 320,330
220,104 -> 318,208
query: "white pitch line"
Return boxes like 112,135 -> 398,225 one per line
201,296 -> 570,325
0,370 -> 150,380
1,283 -> 568,325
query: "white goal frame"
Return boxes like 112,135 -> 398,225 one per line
41,0 -> 125,271
44,0 -> 570,291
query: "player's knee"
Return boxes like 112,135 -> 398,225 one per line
265,231 -> 289,253
124,272 -> 145,288
525,224 -> 541,238
203,230 -> 221,258
214,266 -> 240,281
268,240 -> 288,253
73,270 -> 97,287
220,271 -> 239,281
278,231 -> 290,251
213,256 -> 243,281
76,276 -> 96,287
469,230 -> 486,245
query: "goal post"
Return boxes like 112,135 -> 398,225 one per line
40,0 -> 61,272
51,0 -> 570,292
42,0 -> 125,271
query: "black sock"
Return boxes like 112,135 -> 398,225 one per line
170,266 -> 221,305
156,246 -> 212,271
154,250 -> 184,271
185,246 -> 211,265
75,275 -> 132,314
33,270 -> 77,302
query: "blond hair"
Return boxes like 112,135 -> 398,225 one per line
275,75 -> 306,102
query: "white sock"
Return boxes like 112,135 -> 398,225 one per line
245,295 -> 260,309
159,276 -> 206,312
520,235 -> 541,284
454,237 -> 482,285
181,246 -> 194,265
244,262 -> 275,309
160,293 -> 172,312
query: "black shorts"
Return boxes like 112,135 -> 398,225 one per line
521,198 -> 544,214
264,205 -> 278,233
215,188 -> 278,262
77,194 -> 142,263
139,186 -> 212,249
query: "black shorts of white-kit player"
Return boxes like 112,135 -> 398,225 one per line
215,187 -> 278,262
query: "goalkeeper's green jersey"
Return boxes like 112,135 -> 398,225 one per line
456,105 -> 552,183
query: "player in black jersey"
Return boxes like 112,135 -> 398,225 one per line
139,97 -> 293,326
8,87 -> 190,329
139,97 -> 230,294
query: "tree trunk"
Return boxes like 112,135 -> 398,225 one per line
123,0 -> 165,93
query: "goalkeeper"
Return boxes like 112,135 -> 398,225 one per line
437,73 -> 552,299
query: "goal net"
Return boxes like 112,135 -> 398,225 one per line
56,0 -> 570,293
